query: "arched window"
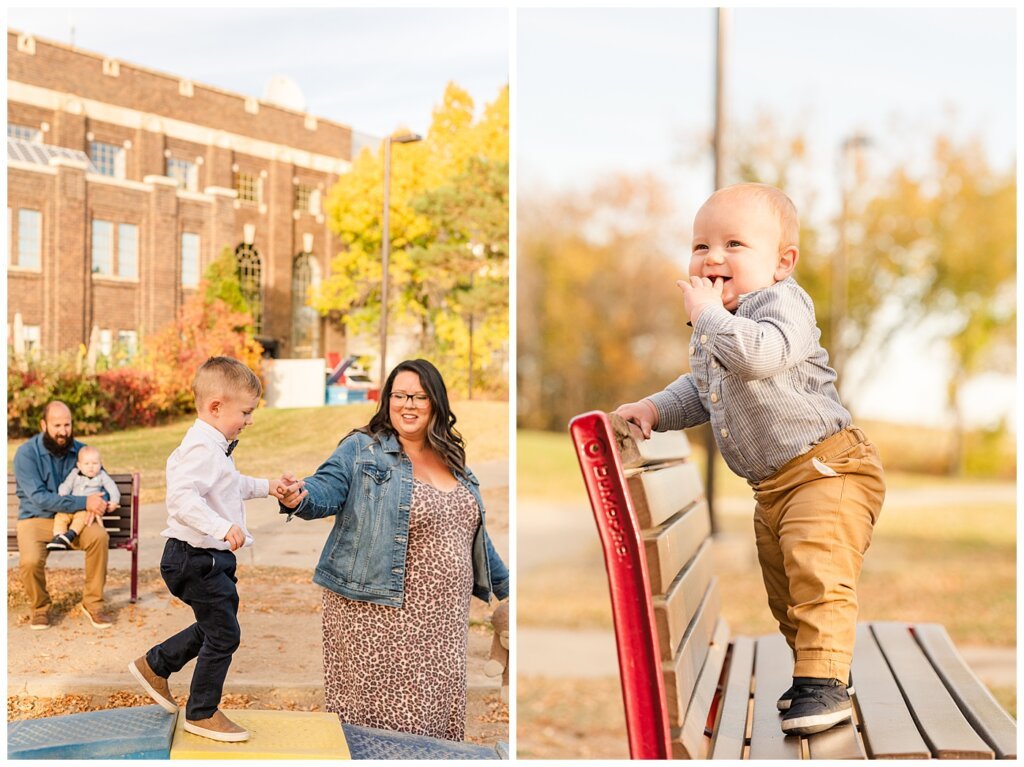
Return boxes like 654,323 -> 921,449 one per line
235,244 -> 263,334
291,252 -> 321,358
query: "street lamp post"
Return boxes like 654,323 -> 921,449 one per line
832,133 -> 871,384
379,132 -> 422,390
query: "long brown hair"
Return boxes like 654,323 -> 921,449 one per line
351,359 -> 467,478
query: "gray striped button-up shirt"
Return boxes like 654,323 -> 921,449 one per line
647,276 -> 850,483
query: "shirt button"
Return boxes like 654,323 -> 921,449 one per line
710,392 -> 718,403
689,345 -> 695,356
720,428 -> 729,438
700,334 -> 708,344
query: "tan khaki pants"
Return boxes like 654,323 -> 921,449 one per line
751,427 -> 885,684
17,516 -> 109,616
53,511 -> 93,536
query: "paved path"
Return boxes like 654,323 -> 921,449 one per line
8,461 -> 509,704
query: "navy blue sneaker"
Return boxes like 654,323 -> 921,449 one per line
777,677 -> 855,711
780,678 -> 852,735
46,532 -> 75,551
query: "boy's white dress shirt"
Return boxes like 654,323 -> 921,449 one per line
163,419 -> 267,550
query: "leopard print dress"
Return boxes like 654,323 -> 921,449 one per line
321,478 -> 479,742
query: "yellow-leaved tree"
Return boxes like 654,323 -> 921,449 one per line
315,82 -> 509,397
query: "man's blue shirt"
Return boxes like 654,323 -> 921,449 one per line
13,434 -> 91,520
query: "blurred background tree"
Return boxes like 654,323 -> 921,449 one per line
518,174 -> 689,430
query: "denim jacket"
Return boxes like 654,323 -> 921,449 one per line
283,430 -> 509,608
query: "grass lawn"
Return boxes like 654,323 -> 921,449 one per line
8,400 -> 509,504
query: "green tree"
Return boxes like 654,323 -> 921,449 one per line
204,246 -> 252,318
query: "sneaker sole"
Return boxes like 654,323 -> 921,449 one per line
777,686 -> 855,711
80,604 -> 112,629
183,720 -> 249,742
781,706 -> 853,735
128,661 -> 178,714
30,623 -> 50,631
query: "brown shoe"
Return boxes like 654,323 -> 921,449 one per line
30,612 -> 50,631
184,710 -> 249,742
128,656 -> 177,713
80,603 -> 112,629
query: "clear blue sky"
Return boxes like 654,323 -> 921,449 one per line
519,7 -> 1017,429
8,7 -> 509,138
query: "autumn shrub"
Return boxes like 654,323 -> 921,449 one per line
96,367 -> 159,430
141,286 -> 263,414
7,358 -> 109,438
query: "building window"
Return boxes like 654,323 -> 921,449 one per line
92,220 -> 114,275
89,141 -> 126,178
235,172 -> 260,204
291,252 -> 321,357
294,184 -> 320,215
235,244 -> 263,333
181,233 -> 201,288
23,325 -> 41,355
16,209 -> 42,270
118,223 -> 138,279
167,157 -> 198,192
117,330 -> 138,360
8,124 -> 42,143
99,329 -> 113,357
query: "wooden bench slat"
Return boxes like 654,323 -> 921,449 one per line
664,577 -> 721,726
642,500 -> 711,595
710,635 -> 755,760
610,413 -> 691,469
748,633 -> 803,759
806,717 -> 864,760
653,538 -> 714,661
675,617 -> 730,759
914,623 -> 1016,759
871,622 -> 994,759
628,462 -> 703,529
850,623 -> 931,758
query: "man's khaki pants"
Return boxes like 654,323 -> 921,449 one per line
751,427 -> 885,684
17,516 -> 109,616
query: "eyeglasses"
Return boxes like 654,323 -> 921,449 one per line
390,392 -> 430,408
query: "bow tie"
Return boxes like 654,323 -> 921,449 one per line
225,440 -> 239,457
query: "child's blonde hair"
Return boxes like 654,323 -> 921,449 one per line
192,356 -> 262,408
706,182 -> 800,251
78,445 -> 101,462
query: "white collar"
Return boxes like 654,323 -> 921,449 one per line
191,418 -> 230,451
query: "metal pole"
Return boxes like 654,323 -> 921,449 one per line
379,136 -> 392,389
706,7 -> 730,534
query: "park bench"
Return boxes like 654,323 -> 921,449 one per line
8,472 -> 141,603
569,411 -> 1016,759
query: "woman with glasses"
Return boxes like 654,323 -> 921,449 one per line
278,358 -> 509,741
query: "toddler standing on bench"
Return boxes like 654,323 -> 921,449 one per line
616,183 -> 885,736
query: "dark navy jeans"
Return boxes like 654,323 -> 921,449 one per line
146,538 -> 240,720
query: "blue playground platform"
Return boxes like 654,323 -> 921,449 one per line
8,705 -> 506,760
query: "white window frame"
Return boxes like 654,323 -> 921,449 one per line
167,157 -> 199,192
117,223 -> 138,280
91,219 -> 114,276
15,208 -> 42,270
181,232 -> 201,288
90,141 -> 126,179
8,124 -> 42,143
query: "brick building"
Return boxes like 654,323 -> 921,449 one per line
7,29 -> 356,360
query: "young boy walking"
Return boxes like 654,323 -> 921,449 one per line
617,183 -> 885,736
129,356 -> 285,742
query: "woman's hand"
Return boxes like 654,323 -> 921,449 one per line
278,473 -> 308,509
